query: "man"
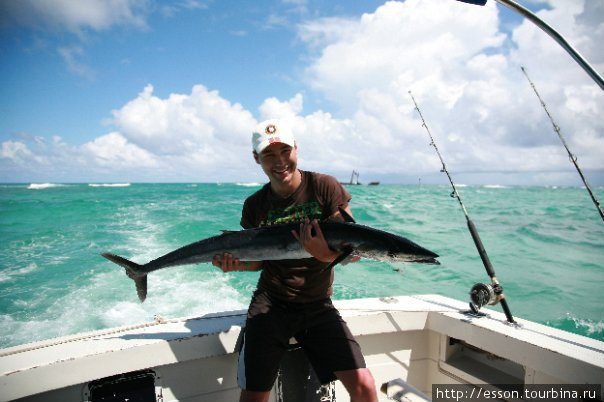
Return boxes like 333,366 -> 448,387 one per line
212,119 -> 377,402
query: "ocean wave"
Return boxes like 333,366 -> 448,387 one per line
236,182 -> 262,187
483,184 -> 507,189
0,263 -> 39,282
0,269 -> 247,348
16,263 -> 39,275
548,313 -> 604,339
88,183 -> 131,187
568,314 -> 604,336
27,183 -> 66,190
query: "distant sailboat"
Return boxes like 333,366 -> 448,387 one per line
341,170 -> 361,185
341,170 -> 380,185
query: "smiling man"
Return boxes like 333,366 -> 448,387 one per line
212,119 -> 377,402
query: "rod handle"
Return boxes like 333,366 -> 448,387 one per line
467,219 -> 496,278
500,298 -> 516,323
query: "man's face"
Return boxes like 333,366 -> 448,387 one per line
255,142 -> 298,185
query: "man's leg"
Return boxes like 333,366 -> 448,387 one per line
239,369 -> 377,402
238,292 -> 288,402
335,368 -> 378,402
297,299 -> 377,401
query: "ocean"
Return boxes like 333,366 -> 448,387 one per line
1,182 -> 603,348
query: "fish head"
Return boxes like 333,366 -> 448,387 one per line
326,222 -> 440,264
381,233 -> 440,264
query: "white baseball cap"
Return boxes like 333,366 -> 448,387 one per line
252,119 -> 296,154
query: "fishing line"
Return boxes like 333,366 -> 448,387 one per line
408,91 -> 516,324
521,66 -> 604,224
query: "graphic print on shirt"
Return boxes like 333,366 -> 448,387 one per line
262,201 -> 322,226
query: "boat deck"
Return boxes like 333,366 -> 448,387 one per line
1,295 -> 603,401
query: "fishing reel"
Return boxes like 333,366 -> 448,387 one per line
468,282 -> 503,315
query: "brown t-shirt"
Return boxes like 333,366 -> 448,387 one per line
240,170 -> 352,303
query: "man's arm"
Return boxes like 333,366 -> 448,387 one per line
212,253 -> 262,272
291,204 -> 359,264
330,204 -> 361,264
212,199 -> 263,273
292,219 -> 340,263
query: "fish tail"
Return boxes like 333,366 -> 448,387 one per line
101,252 -> 148,302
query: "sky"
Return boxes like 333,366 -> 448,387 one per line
1,0 -> 603,185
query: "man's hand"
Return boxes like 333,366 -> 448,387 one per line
330,206 -> 361,264
212,253 -> 261,272
291,219 -> 340,263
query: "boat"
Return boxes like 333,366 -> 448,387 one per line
341,170 -> 361,186
1,294 -> 602,401
3,1 -> 603,401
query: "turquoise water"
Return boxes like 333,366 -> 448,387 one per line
1,182 -> 603,348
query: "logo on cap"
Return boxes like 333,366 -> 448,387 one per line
265,124 -> 278,135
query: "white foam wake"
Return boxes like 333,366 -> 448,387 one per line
27,183 -> 65,190
88,183 -> 131,187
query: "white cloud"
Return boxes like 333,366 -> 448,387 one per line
160,1 -> 208,18
57,46 -> 95,80
1,141 -> 35,165
282,0 -> 309,16
111,84 -> 256,158
293,0 -> 604,181
0,0 -> 148,33
259,93 -> 304,120
1,0 -> 602,185
301,0 -> 505,109
1,0 -> 148,79
81,132 -> 157,168
1,85 -> 259,182
265,14 -> 290,29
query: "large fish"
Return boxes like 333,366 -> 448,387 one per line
102,212 -> 439,301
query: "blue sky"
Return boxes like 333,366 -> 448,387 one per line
1,0 -> 603,185
2,1 -> 386,142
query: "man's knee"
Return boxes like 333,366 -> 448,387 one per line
335,368 -> 377,401
355,370 -> 377,399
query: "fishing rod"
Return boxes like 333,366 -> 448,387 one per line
408,91 -> 516,324
520,67 -> 604,224
456,0 -> 604,91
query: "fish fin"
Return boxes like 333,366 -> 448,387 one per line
321,246 -> 354,273
101,253 -> 148,302
338,207 -> 356,223
339,253 -> 356,266
136,275 -> 148,301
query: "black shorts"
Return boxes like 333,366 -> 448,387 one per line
237,290 -> 366,392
